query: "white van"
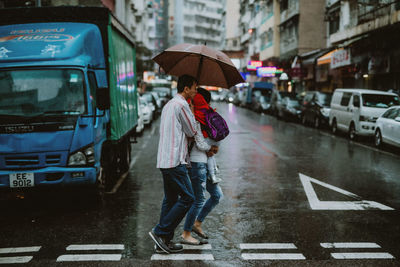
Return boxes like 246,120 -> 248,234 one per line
329,89 -> 400,140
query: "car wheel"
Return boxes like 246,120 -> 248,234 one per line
349,123 -> 356,140
375,129 -> 382,147
332,119 -> 338,135
314,117 -> 320,129
301,114 -> 307,125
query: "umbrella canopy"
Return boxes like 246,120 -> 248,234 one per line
152,43 -> 244,88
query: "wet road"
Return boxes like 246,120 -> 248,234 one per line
1,102 -> 400,266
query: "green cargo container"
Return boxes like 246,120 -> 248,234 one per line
107,17 -> 138,141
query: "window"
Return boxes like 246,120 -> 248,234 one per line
281,0 -> 288,11
340,92 -> 352,106
362,94 -> 400,108
88,72 -> 97,115
353,95 -> 360,107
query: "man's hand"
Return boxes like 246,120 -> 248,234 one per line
210,145 -> 219,154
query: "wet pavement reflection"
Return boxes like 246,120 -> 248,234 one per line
0,102 -> 399,266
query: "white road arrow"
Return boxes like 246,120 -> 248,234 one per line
299,173 -> 394,210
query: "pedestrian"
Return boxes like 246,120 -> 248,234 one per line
181,88 -> 224,245
149,74 -> 199,254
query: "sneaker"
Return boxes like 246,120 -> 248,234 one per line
154,242 -> 183,253
149,230 -> 171,254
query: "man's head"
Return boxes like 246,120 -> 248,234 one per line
177,75 -> 198,100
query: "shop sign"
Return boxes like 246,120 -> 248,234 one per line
256,67 -> 283,77
247,60 -> 262,70
331,49 -> 351,69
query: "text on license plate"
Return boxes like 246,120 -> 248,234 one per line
10,173 -> 34,188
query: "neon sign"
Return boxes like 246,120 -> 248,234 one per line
247,60 -> 262,70
257,67 -> 283,77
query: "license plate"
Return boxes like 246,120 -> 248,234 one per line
9,173 -> 34,188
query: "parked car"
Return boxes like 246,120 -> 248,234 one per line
210,90 -> 220,102
139,96 -> 153,125
150,91 -> 163,110
270,90 -> 297,117
152,86 -> 171,106
374,106 -> 400,148
301,91 -> 332,128
329,89 -> 400,140
142,92 -> 158,116
136,96 -> 145,134
251,82 -> 274,113
277,96 -> 302,121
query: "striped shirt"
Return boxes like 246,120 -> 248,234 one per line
157,94 -> 197,169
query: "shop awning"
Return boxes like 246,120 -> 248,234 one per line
317,49 -> 337,65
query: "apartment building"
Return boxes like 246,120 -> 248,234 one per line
169,0 -> 225,49
325,0 -> 400,93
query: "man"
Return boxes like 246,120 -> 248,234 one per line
149,74 -> 199,254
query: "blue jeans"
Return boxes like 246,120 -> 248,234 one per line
154,164 -> 195,241
184,162 -> 223,231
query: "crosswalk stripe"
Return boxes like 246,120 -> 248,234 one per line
0,256 -> 33,264
56,254 -> 122,262
66,244 -> 124,251
182,244 -> 212,250
241,253 -> 306,260
331,252 -> 394,259
240,243 -> 297,249
321,242 -> 381,248
151,253 -> 214,260
0,247 -> 41,254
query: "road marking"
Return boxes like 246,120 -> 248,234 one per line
108,126 -> 155,194
240,243 -> 297,249
0,256 -> 33,264
151,254 -> 214,261
241,253 -> 306,260
66,244 -> 124,251
0,246 -> 41,254
299,173 -> 394,210
56,254 -> 122,262
321,242 -> 381,249
331,252 -> 394,259
182,244 -> 212,250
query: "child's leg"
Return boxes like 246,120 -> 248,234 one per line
207,156 -> 216,176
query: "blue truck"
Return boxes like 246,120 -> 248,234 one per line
0,7 -> 138,193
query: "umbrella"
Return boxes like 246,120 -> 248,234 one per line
152,43 -> 244,88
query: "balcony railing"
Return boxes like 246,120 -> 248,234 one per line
357,1 -> 396,25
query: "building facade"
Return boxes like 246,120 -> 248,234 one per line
325,0 -> 400,94
169,0 -> 225,49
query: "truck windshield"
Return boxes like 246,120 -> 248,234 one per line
362,94 -> 400,108
0,69 -> 85,116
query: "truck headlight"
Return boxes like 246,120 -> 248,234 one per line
68,144 -> 95,166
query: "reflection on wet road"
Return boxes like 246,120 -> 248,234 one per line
0,102 -> 399,266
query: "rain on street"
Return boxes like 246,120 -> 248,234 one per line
1,102 -> 399,266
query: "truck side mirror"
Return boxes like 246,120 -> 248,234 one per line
97,87 -> 109,110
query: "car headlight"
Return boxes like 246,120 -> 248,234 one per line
68,144 -> 95,166
320,108 -> 330,117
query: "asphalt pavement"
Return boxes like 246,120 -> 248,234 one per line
0,102 -> 399,266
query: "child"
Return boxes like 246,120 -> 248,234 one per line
192,88 -> 222,184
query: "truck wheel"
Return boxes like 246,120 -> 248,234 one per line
349,123 -> 356,140
119,139 -> 131,173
